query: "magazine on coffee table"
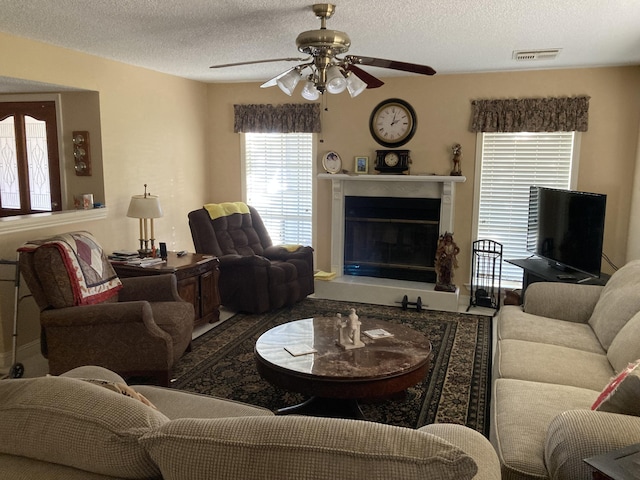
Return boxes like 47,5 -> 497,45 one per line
284,344 -> 317,356
364,328 -> 394,339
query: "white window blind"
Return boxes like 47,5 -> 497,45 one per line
244,132 -> 313,245
476,132 -> 575,283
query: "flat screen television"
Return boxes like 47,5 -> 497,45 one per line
527,186 -> 607,278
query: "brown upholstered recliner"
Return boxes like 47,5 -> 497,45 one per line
188,202 -> 314,314
18,232 -> 193,386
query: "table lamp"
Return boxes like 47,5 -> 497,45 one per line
126,184 -> 163,257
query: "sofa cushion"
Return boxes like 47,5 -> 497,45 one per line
0,376 -> 168,479
495,339 -> 613,391
490,379 -> 598,480
588,259 -> 640,350
498,307 -> 605,354
607,311 -> 640,373
140,416 -> 479,480
132,385 -> 274,420
80,378 -> 157,409
591,360 -> 640,415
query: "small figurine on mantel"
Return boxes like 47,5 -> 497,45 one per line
450,143 -> 462,176
435,232 -> 460,292
336,309 -> 365,350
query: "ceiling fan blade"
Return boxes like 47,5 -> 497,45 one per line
346,65 -> 384,89
259,67 -> 298,88
346,56 -> 436,76
210,57 -> 309,69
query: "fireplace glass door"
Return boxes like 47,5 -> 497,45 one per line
344,196 -> 440,283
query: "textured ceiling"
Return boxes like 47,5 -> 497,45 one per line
0,0 -> 639,85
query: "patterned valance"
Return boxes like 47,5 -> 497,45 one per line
233,103 -> 321,133
470,96 -> 590,133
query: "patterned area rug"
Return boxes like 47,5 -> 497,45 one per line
172,298 -> 492,435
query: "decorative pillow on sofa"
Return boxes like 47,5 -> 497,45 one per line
591,360 -> 640,416
0,376 -> 168,479
140,416 -> 478,480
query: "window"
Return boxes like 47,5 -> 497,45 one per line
474,132 -> 577,284
243,132 -> 314,245
0,101 -> 61,217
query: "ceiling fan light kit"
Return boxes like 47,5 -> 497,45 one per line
210,4 -> 436,100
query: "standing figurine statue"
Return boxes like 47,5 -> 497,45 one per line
450,144 -> 462,176
435,232 -> 460,292
336,308 -> 365,350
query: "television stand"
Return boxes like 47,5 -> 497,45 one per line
506,258 -> 610,295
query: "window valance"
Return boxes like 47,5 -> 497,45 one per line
470,96 -> 590,133
233,103 -> 321,133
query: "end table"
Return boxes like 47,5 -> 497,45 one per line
112,252 -> 220,327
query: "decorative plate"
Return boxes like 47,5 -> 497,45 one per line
322,151 -> 342,174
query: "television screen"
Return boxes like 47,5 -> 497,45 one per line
527,186 -> 607,277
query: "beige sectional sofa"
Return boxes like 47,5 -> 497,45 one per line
492,259 -> 640,479
0,365 -> 500,480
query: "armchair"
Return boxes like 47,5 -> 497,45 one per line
188,202 -> 314,313
18,232 -> 193,386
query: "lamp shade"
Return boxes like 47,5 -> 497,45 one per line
126,194 -> 163,219
276,69 -> 302,96
346,73 -> 367,98
326,65 -> 347,94
301,80 -> 321,100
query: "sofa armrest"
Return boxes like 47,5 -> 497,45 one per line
545,409 -> 640,480
218,253 -> 271,268
119,274 -> 183,302
420,424 -> 500,480
524,282 -> 603,323
41,301 -> 157,328
263,245 -> 314,262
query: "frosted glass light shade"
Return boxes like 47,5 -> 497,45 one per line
276,69 -> 302,96
326,66 -> 347,94
346,73 -> 367,97
126,195 -> 163,219
301,81 -> 320,100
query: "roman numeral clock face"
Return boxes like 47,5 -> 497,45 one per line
369,98 -> 417,148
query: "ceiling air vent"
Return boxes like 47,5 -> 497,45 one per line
513,49 -> 561,61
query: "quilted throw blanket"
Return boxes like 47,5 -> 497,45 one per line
19,231 -> 122,305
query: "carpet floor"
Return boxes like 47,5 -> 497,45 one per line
172,298 -> 492,435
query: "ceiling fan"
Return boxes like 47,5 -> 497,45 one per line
210,3 -> 436,100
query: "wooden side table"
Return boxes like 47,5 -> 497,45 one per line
584,443 -> 640,479
112,252 -> 220,327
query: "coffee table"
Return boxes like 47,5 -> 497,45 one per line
254,317 -> 432,419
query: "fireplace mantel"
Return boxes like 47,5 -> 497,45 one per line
316,173 -> 466,312
317,173 -> 466,184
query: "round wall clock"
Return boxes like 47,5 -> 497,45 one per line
369,98 -> 417,148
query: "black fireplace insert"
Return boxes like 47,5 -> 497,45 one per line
344,196 -> 441,283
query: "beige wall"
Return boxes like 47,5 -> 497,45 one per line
1,29 -> 639,361
0,33 -> 209,356
208,66 -> 640,285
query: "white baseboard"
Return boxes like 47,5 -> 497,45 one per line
0,338 -> 40,370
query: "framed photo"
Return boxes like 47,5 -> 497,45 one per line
322,151 -> 342,174
354,156 -> 369,174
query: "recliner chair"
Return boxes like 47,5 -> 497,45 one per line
18,231 -> 193,386
188,202 -> 314,314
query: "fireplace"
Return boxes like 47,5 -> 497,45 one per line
344,196 -> 441,283
316,173 -> 466,312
